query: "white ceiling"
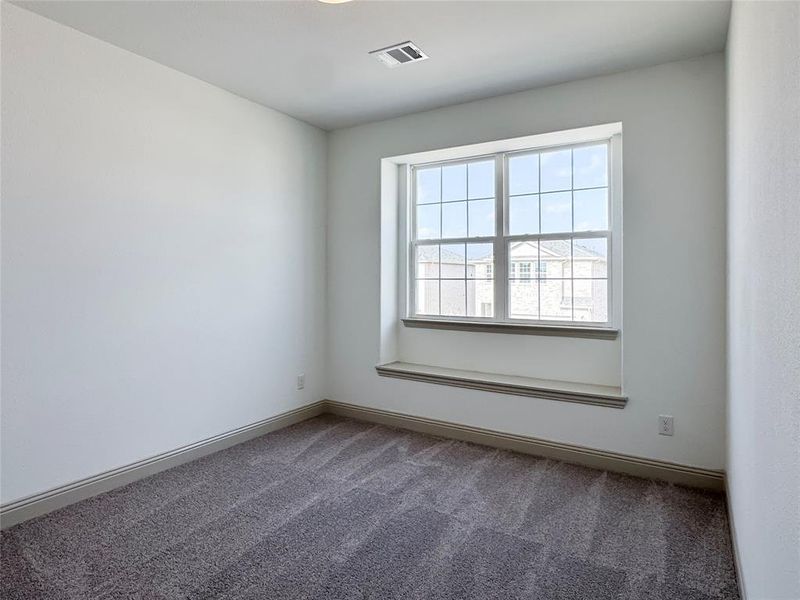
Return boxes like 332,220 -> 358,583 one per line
15,0 -> 731,130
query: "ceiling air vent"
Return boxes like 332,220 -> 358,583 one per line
369,41 -> 428,68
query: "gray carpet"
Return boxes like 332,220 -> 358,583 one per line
1,414 -> 739,599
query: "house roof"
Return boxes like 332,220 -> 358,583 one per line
417,239 -> 603,265
511,239 -> 602,259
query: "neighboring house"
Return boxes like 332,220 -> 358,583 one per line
415,245 -> 483,316
416,240 -> 608,322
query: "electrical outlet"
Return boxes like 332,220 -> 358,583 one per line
658,415 -> 674,436
296,374 -> 305,390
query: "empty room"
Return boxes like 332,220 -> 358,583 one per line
1,0 -> 798,598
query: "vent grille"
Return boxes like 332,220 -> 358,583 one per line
369,41 -> 428,68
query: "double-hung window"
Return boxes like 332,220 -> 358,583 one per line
409,138 -> 615,328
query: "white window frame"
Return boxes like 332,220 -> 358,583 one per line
404,131 -> 622,331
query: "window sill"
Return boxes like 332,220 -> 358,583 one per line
402,318 -> 619,340
375,361 -> 627,408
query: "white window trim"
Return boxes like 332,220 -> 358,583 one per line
397,124 -> 623,335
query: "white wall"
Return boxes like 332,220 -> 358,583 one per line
328,54 -> 727,469
0,4 -> 327,504
727,2 -> 800,598
399,328 -> 622,387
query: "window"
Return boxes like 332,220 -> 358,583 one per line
408,137 -> 615,327
518,262 -> 532,281
510,261 -> 534,284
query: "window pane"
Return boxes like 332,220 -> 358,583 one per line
416,204 -> 440,239
509,154 -> 539,196
573,188 -> 608,232
441,201 -> 467,238
440,244 -> 466,278
416,167 -> 441,204
540,239 -> 571,279
415,245 -> 439,278
573,279 -> 608,323
540,279 -> 573,321
467,280 -> 494,317
442,164 -> 467,202
573,144 -> 607,189
508,240 -> 539,278
468,160 -> 494,199
509,279 -> 539,319
540,192 -> 572,234
467,243 -> 493,278
509,194 -> 539,235
468,199 -> 495,237
573,238 -> 608,278
415,279 -> 439,315
540,149 -> 572,192
441,280 -> 466,316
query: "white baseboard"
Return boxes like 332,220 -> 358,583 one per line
0,401 -> 326,529
324,399 -> 725,491
1,397 -> 726,530
725,477 -> 748,599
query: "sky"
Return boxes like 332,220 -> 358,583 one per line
415,144 -> 608,243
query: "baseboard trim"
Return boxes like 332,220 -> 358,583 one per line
1,397 -> 726,530
724,477 -> 748,599
323,399 -> 725,491
0,400 -> 326,530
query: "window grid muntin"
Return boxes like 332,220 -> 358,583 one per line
412,154 -> 499,319
410,138 -> 612,326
